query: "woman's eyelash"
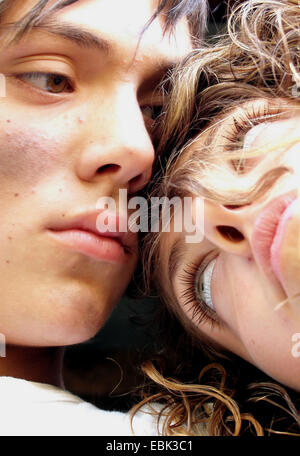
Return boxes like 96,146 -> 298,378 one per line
179,260 -> 220,330
220,104 -> 284,172
223,104 -> 281,146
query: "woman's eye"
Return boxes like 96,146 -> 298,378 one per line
230,122 -> 268,172
195,258 -> 217,311
222,106 -> 285,173
180,255 -> 219,327
18,73 -> 73,94
243,122 -> 269,151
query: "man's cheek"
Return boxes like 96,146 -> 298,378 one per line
0,123 -> 65,187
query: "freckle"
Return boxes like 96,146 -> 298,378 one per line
59,188 -> 63,192
14,193 -> 19,197
8,236 -> 12,240
61,213 -> 65,217
6,260 -> 10,264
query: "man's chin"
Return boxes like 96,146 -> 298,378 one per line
7,281 -> 123,347
45,284 -> 122,346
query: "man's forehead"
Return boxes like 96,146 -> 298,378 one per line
1,0 -> 210,42
1,1 -> 193,63
0,0 -> 193,96
49,0 -> 192,61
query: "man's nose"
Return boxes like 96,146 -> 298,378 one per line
75,86 -> 154,194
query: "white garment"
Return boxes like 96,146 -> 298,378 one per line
0,376 -> 160,436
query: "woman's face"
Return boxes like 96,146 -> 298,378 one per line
160,99 -> 300,392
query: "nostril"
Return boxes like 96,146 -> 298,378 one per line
223,205 -> 243,210
97,164 -> 120,175
217,225 -> 245,242
129,173 -> 147,193
222,204 -> 250,210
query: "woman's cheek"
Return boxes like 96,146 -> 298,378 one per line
210,255 -> 275,357
210,253 -> 240,326
219,257 -> 300,391
238,315 -> 300,392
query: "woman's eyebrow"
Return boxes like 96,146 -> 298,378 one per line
168,237 -> 186,285
34,19 -> 111,53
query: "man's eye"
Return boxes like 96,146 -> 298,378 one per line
17,73 -> 73,94
141,105 -> 163,121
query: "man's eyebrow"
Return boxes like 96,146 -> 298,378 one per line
168,237 -> 186,286
34,19 -> 111,53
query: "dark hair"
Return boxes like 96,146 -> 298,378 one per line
0,0 -> 208,42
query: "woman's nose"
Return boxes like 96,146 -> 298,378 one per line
74,86 -> 155,194
201,199 -> 254,257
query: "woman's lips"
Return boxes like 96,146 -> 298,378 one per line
47,228 -> 127,263
251,191 -> 298,286
270,198 -> 300,293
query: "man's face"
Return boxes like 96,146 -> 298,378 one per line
0,0 -> 192,347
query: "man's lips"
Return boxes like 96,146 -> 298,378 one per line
47,211 -> 137,263
251,191 -> 298,285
